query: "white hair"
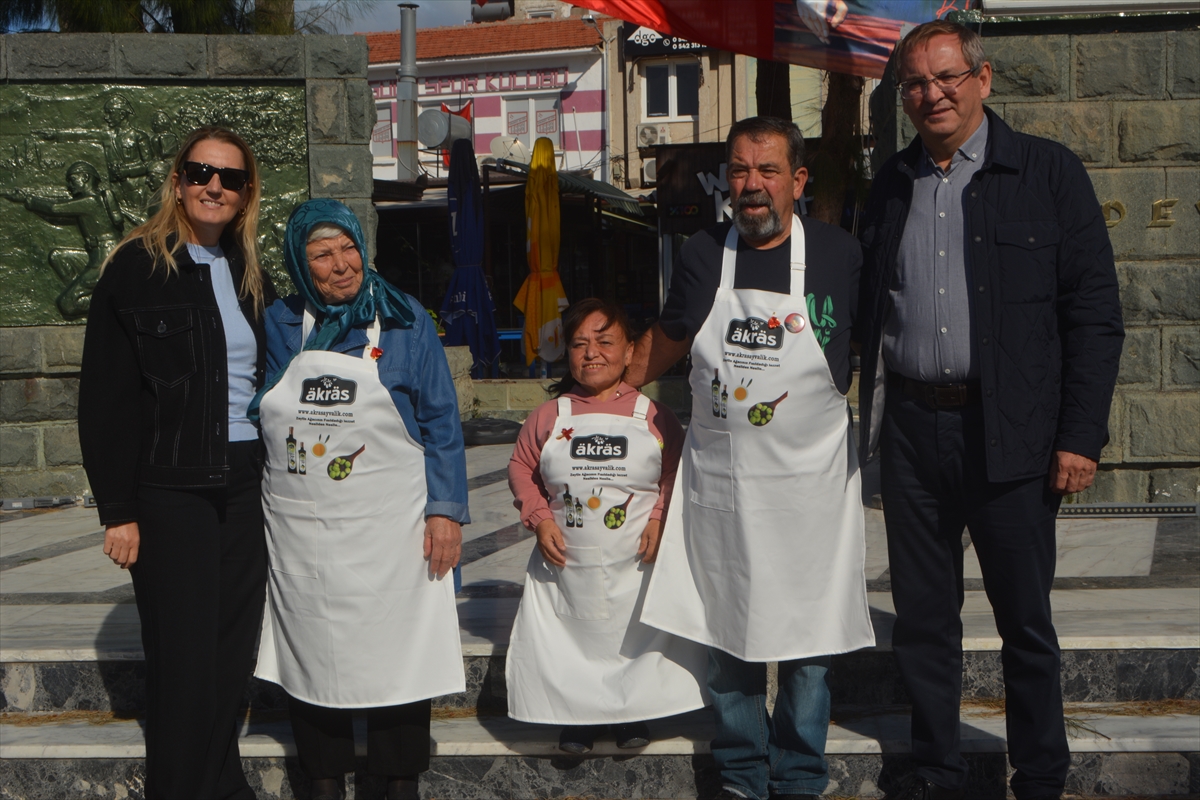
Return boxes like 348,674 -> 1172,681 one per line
307,222 -> 349,244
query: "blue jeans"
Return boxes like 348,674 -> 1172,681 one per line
708,648 -> 831,800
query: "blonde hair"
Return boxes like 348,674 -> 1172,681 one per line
102,126 -> 265,316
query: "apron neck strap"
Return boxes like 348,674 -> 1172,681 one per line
631,393 -> 651,420
301,304 -> 381,356
720,215 -> 807,294
557,396 -> 573,419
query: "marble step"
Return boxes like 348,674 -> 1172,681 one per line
4,587 -> 1198,714
4,644 -> 1198,718
1,704 -> 1197,799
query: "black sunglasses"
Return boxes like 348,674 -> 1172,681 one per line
180,161 -> 251,192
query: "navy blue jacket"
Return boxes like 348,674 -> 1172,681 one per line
857,108 -> 1124,482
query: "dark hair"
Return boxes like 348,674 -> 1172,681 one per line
892,19 -> 986,76
726,116 -> 806,173
549,298 -> 635,398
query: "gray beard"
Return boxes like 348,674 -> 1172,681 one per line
732,198 -> 784,242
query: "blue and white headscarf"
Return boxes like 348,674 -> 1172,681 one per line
248,198 -> 415,422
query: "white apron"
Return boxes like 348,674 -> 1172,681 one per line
255,310 -> 465,707
506,394 -> 709,724
642,217 -> 875,661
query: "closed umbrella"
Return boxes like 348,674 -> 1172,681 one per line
513,137 -> 568,367
440,138 -> 500,378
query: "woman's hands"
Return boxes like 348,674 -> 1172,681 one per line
424,515 -> 462,578
538,517 -> 662,567
103,522 -> 139,569
636,518 -> 662,564
535,518 -> 567,568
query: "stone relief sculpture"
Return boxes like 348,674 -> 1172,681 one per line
0,84 -> 308,326
38,95 -> 155,221
2,161 -> 124,319
147,110 -> 181,195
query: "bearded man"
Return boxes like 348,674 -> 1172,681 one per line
628,116 -> 874,800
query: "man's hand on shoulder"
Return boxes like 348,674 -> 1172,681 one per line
628,323 -> 691,388
1049,450 -> 1098,495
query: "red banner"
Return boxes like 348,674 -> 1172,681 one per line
569,0 -> 978,79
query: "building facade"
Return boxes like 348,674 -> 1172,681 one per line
602,18 -> 749,192
365,19 -> 606,179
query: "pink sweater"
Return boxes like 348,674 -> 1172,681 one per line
508,383 -> 685,532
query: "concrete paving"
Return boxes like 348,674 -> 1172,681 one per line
2,441 -> 1196,661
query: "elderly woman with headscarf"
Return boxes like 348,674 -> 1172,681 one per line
248,199 -> 467,800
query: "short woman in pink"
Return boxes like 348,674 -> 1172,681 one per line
506,298 -> 708,754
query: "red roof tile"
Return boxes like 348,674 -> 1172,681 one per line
365,18 -> 602,64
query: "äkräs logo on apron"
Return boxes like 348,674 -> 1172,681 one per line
570,434 -> 628,461
300,375 -> 357,406
725,317 -> 783,350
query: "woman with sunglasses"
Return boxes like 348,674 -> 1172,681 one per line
79,126 -> 273,800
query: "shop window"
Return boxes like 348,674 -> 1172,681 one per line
507,111 -> 528,136
505,96 -> 560,148
371,104 -> 393,158
643,59 -> 700,120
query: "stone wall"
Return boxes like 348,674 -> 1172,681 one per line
873,25 -> 1199,504
0,33 -> 377,499
444,346 -> 477,420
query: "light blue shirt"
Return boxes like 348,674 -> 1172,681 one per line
187,243 -> 258,442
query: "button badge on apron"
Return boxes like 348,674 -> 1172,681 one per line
784,313 -> 806,333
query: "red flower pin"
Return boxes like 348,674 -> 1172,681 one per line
369,347 -> 384,360
555,427 -> 575,441
767,315 -> 781,329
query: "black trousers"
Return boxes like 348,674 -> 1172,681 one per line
288,695 -> 432,779
130,441 -> 267,800
879,387 -> 1068,798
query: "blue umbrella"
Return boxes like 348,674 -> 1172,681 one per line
441,138 -> 501,378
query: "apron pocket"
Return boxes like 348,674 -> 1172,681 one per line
264,494 -> 319,579
688,425 -> 735,512
551,545 -> 610,621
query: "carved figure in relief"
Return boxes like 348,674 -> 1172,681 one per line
39,95 -> 154,218
147,111 -> 181,195
2,161 -> 124,318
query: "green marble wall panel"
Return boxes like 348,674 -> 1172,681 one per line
0,83 -> 307,325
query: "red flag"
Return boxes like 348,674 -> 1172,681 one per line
570,0 -> 977,79
440,100 -> 474,168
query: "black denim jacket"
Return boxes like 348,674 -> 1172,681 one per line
79,233 -> 277,526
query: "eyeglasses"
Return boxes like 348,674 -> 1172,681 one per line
896,68 -> 978,99
180,161 -> 251,192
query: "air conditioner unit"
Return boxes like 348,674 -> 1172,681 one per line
642,157 -> 657,185
636,123 -> 670,149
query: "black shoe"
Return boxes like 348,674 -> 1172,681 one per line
770,795 -> 820,799
883,775 -> 966,800
558,724 -> 600,754
614,721 -> 651,748
386,776 -> 419,800
310,778 -> 343,800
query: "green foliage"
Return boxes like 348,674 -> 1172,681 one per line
426,308 -> 445,335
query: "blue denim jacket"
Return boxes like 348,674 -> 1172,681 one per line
264,294 -> 470,524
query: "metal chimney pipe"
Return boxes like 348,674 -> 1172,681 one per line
396,3 -> 420,180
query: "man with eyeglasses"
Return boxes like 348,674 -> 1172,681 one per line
857,19 -> 1123,800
